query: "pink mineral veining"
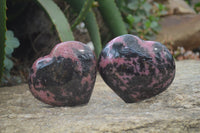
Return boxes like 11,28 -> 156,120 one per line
98,34 -> 176,103
29,41 -> 97,106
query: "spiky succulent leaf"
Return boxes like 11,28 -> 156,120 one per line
0,0 -> 6,83
37,0 -> 74,42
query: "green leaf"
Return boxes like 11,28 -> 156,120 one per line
4,57 -> 13,71
149,15 -> 158,21
37,0 -> 74,42
6,37 -> 20,48
115,0 -> 163,39
143,2 -> 152,13
5,30 -> 20,56
158,3 -> 165,11
133,16 -> 142,23
97,0 -> 128,37
126,14 -> 134,25
6,30 -> 20,48
137,9 -> 146,18
6,30 -> 14,38
84,10 -> 102,58
5,46 -> 14,55
145,20 -> 151,28
150,21 -> 159,29
127,1 -> 138,10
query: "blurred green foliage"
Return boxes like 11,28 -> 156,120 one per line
194,2 -> 200,13
116,0 -> 167,40
185,0 -> 200,13
184,0 -> 191,5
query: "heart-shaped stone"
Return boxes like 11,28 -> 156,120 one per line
29,41 -> 97,106
98,34 -> 175,103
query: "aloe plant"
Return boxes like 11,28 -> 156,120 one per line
0,0 -> 6,83
37,0 -> 74,42
71,0 -> 94,30
66,0 -> 102,57
97,0 -> 128,37
84,10 -> 102,58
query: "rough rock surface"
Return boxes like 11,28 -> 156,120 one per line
0,60 -> 200,133
156,14 -> 200,50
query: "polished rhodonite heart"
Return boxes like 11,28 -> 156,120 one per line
98,34 -> 175,103
29,41 -> 97,106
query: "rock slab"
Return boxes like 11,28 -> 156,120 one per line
0,60 -> 200,133
156,14 -> 200,50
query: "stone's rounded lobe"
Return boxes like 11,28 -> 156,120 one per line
98,34 -> 176,103
29,41 -> 97,106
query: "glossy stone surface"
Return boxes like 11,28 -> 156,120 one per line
29,41 -> 97,106
98,34 -> 176,103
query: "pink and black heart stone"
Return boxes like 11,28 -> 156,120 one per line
28,41 -> 97,106
98,34 -> 175,103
